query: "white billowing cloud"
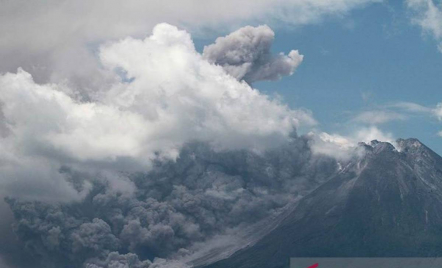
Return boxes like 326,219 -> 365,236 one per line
352,110 -> 406,124
407,0 -> 442,52
310,132 -> 358,160
203,25 -> 303,83
99,24 -> 316,151
0,0 -> 380,87
0,70 -> 150,163
309,126 -> 395,160
353,126 -> 395,144
0,24 -> 315,201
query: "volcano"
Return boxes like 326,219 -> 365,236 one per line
204,138 -> 442,268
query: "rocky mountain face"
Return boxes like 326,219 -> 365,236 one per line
205,138 -> 442,268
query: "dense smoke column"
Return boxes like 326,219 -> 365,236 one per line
4,139 -> 338,267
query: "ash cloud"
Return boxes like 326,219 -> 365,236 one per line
85,252 -> 151,268
0,198 -> 39,268
0,24 -> 314,202
4,140 -> 338,268
203,25 -> 303,83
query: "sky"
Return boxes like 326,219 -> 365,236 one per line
193,1 -> 442,154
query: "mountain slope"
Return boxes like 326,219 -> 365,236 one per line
205,138 -> 442,268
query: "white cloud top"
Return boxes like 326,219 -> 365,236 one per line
0,24 -> 315,201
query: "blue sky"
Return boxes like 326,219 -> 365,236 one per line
194,1 -> 442,154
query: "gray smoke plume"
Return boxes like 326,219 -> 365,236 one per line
203,25 -> 303,84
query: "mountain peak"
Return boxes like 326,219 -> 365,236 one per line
358,138 -> 432,157
205,138 -> 442,268
370,140 -> 396,154
357,140 -> 397,155
396,138 -> 425,152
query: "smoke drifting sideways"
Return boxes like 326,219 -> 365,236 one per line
203,25 -> 303,84
0,24 -> 333,268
